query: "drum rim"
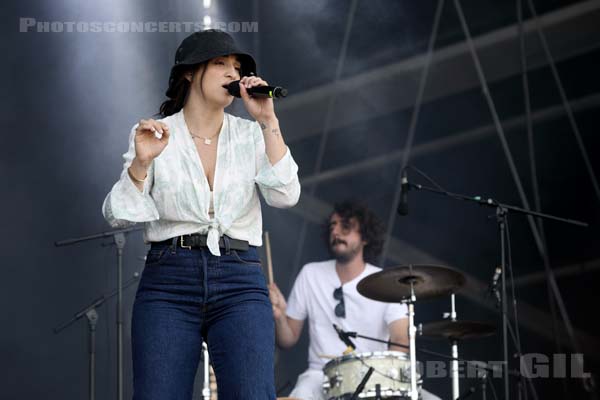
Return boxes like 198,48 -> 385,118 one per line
323,350 -> 410,370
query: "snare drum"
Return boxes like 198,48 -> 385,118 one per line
322,351 -> 421,399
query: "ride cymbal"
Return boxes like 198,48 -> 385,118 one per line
357,264 -> 466,301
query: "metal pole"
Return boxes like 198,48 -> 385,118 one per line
451,294 -> 459,400
499,210 -> 510,400
115,233 -> 126,400
86,309 -> 98,400
407,274 -> 418,400
202,342 -> 211,400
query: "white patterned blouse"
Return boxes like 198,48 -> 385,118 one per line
102,109 -> 300,256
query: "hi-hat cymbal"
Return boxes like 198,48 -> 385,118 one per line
419,320 -> 495,340
357,264 -> 466,302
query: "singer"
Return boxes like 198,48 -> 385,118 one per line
269,201 -> 410,399
102,29 -> 300,400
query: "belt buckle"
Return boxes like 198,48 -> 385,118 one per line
180,236 -> 192,250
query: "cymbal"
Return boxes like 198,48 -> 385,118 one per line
357,264 -> 466,301
419,320 -> 495,340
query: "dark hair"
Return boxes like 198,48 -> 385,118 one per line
323,201 -> 386,264
158,63 -> 206,118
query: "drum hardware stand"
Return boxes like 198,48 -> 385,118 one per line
55,225 -> 144,400
53,271 -> 141,400
448,294 -> 459,400
400,173 -> 587,400
375,384 -> 382,400
480,370 -> 488,400
350,367 -> 374,400
201,342 -> 211,400
402,272 -> 419,400
419,293 -> 471,400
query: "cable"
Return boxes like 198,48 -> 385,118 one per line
407,165 -> 446,193
407,164 -> 471,203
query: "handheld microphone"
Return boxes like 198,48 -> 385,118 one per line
333,324 -> 356,352
397,168 -> 409,216
222,80 -> 288,98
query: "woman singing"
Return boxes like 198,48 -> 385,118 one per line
102,29 -> 300,400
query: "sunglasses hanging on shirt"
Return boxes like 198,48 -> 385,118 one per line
333,286 -> 346,318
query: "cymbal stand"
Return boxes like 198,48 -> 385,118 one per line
448,293 -> 459,400
202,342 -> 211,400
402,270 -> 419,400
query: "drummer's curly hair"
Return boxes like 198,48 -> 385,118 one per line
323,201 -> 386,264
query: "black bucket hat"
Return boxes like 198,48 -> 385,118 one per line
166,29 -> 257,98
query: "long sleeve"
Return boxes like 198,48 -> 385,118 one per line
252,122 -> 301,208
102,125 -> 160,228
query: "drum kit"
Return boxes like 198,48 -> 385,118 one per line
320,264 -> 496,400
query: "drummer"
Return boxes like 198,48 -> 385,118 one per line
270,201 -> 410,399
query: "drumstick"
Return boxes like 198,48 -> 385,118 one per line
264,231 -> 274,285
317,354 -> 339,359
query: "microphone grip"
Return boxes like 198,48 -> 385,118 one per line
249,85 -> 288,98
223,80 -> 288,98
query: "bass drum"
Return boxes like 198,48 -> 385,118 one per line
322,351 -> 421,399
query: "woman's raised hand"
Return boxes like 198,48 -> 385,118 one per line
134,119 -> 171,164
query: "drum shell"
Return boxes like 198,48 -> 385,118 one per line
322,351 -> 422,399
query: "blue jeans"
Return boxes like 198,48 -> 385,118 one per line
131,243 -> 275,400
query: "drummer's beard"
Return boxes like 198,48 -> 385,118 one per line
330,239 -> 362,264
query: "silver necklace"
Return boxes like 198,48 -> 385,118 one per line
188,115 -> 227,145
190,131 -> 218,145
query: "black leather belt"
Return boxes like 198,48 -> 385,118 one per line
152,234 -> 249,252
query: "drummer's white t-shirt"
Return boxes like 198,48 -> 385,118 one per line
286,260 -> 408,370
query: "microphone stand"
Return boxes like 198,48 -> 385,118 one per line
55,225 -> 144,400
404,180 -> 587,399
405,182 -> 588,227
53,272 -> 141,400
